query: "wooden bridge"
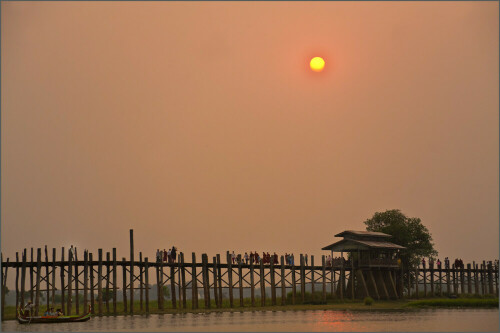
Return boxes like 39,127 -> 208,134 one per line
0,230 -> 497,320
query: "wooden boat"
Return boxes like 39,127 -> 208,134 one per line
17,306 -> 91,324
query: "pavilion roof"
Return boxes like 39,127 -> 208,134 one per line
321,238 -> 406,252
334,230 -> 391,238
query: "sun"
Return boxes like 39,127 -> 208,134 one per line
310,57 -> 325,72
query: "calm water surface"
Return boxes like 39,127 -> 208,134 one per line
2,309 -> 498,332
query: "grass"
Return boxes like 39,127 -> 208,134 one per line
406,298 -> 499,308
3,295 -> 497,321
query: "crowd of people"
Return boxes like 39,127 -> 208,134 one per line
231,251 -> 288,265
421,257 -> 498,270
156,247 -> 178,263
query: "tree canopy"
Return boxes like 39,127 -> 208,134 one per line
364,209 -> 437,268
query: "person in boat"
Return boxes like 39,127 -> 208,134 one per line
55,308 -> 64,316
43,307 -> 55,316
23,301 -> 34,317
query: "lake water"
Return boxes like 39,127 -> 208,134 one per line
2,309 -> 498,332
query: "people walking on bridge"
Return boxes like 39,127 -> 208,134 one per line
244,252 -> 249,264
171,246 -> 177,263
437,259 -> 441,268
231,251 -> 236,264
421,257 -> 425,268
163,249 -> 168,263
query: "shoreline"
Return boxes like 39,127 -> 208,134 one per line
3,298 -> 497,321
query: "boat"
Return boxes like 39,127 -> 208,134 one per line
17,305 -> 91,324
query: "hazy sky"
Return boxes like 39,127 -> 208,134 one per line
1,2 -> 498,267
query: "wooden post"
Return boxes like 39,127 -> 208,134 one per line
106,252 -> 110,314
460,265 -> 465,295
300,254 -> 305,303
495,262 -> 499,295
44,246 -> 49,312
67,249 -> 73,315
400,264 -> 404,298
84,251 -> 88,312
15,253 -> 19,311
158,260 -> 163,310
212,256 -> 218,308
322,255 -> 326,303
89,253 -> 94,314
467,263 -> 472,294
446,265 -> 451,295
350,255 -> 355,300
368,271 -> 380,300
97,249 -> 103,316
414,268 -> 419,299
34,248 -> 42,316
311,255 -> 315,301
191,253 -> 198,310
250,258 -> 255,307
145,258 -> 150,314
488,262 -> 494,294
227,252 -> 234,308
139,252 -> 143,312
340,254 -> 344,300
430,265 -> 434,297
422,264 -> 427,297
270,256 -> 276,306
438,265 -> 443,296
291,259 -> 296,304
51,248 -> 56,307
453,265 -> 458,294
330,251 -> 334,298
407,268 -> 411,298
75,251 -> 79,315
171,257 -> 177,309
30,248 -> 34,304
281,256 -> 286,306
112,248 -> 117,316
238,260 -> 244,307
201,254 -> 208,309
129,229 -> 134,315
60,248 -> 65,313
177,259 -> 181,306
122,258 -> 127,314
259,258 -> 265,306
217,254 -> 222,306
1,256 -> 8,321
182,254 -> 187,309
20,249 -> 26,308
474,262 -> 479,295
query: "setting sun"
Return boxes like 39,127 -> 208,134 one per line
310,56 -> 325,72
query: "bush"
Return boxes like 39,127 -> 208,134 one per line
364,297 -> 374,305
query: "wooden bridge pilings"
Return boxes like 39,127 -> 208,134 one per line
1,235 -> 498,320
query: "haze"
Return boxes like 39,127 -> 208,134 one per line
1,2 -> 498,266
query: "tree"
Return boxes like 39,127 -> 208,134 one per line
364,209 -> 438,268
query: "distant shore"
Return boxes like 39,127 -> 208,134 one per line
3,297 -> 498,321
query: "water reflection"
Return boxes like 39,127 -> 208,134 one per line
1,309 -> 498,332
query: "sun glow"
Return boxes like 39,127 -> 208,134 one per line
310,57 -> 325,72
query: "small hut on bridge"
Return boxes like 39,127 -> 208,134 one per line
322,230 -> 405,267
322,230 -> 406,299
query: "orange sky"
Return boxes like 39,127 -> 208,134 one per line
1,2 -> 498,266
